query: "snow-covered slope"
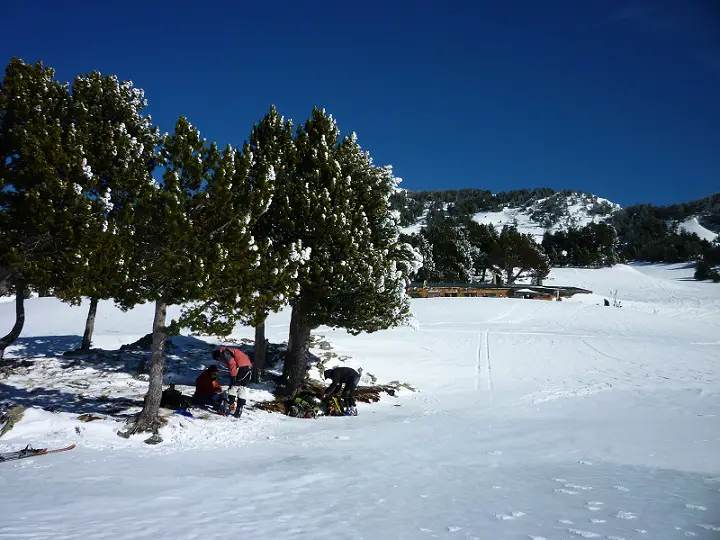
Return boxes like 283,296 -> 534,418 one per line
473,193 -> 619,242
401,191 -> 620,241
679,217 -> 719,242
1,264 -> 720,539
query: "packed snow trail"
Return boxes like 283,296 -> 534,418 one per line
1,264 -> 719,539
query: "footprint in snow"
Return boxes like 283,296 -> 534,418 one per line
590,519 -> 606,524
579,460 -> 593,465
555,488 -> 579,495
446,526 -> 462,532
558,519 -> 574,525
495,511 -> 526,520
588,501 -> 604,506
586,506 -> 603,511
487,450 -> 502,455
612,485 -> 630,492
684,503 -> 706,511
684,532 -> 697,537
634,529 -> 647,534
614,511 -> 637,520
606,536 -> 626,540
567,528 -> 601,538
565,483 -> 593,491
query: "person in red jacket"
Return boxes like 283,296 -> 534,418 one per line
212,347 -> 252,418
193,365 -> 224,407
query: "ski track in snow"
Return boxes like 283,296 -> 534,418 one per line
475,328 -> 493,395
1,263 -> 720,540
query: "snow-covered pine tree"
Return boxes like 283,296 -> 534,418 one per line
421,222 -> 474,282
280,108 -> 420,396
117,117 -> 253,435
0,58 -> 94,360
243,107 -> 309,380
54,71 -> 161,351
179,106 -> 309,382
400,232 -> 434,282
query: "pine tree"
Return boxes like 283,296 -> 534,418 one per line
179,106 -> 308,382
465,221 -> 499,282
491,226 -> 550,284
54,71 -> 160,351
421,222 -> 474,282
280,108 -> 420,396
400,232 -> 432,282
0,58 -> 93,360
117,117 -> 253,435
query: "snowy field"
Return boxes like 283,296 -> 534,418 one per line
1,263 -> 719,539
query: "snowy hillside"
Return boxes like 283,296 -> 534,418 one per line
679,217 -> 719,243
2,263 -> 720,539
473,193 -> 619,242
401,191 -> 620,241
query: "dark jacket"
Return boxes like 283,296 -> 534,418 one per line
324,367 -> 360,394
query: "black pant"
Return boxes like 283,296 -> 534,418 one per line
340,375 -> 360,407
229,366 -> 251,388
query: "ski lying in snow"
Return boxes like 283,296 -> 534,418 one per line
0,444 -> 76,463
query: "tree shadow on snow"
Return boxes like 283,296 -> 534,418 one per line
7,335 -> 83,358
1,333 -> 288,418
0,382 -> 144,417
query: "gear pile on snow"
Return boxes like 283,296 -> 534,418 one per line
287,394 -> 357,419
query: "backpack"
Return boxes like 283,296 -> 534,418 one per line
161,384 -> 193,410
288,396 -> 321,418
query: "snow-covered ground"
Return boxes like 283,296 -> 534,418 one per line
1,263 -> 720,539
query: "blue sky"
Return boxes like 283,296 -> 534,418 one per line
2,0 -> 719,206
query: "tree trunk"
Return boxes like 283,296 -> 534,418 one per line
81,297 -> 99,351
127,300 -> 167,435
278,304 -> 312,398
252,318 -> 267,383
0,278 -> 26,361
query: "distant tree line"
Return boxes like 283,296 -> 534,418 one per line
390,187 -> 558,226
542,223 -> 620,268
610,201 -> 719,264
393,187 -> 720,283
0,57 -> 422,434
389,187 -> 618,227
401,215 -> 550,285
